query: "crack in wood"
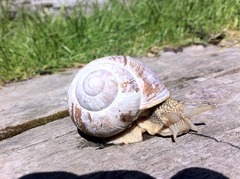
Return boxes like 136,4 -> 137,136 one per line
213,67 -> 240,78
190,132 -> 240,150
0,109 -> 69,141
165,75 -> 201,89
17,139 -> 49,151
166,65 -> 240,90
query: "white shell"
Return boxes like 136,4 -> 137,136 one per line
68,56 -> 170,137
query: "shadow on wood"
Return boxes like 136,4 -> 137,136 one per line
19,170 -> 155,179
171,167 -> 229,179
19,167 -> 228,179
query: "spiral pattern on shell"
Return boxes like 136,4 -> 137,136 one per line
68,56 -> 170,137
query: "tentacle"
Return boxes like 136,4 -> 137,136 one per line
158,117 -> 197,141
185,105 -> 216,117
182,117 -> 198,132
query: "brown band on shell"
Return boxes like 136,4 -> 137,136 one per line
74,105 -> 86,132
111,56 -> 131,68
129,58 -> 163,100
120,111 -> 134,123
87,112 -> 93,123
123,56 -> 127,66
143,82 -> 161,99
130,59 -> 144,77
120,79 -> 140,93
111,56 -> 120,63
70,103 -> 74,119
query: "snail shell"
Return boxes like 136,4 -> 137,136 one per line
68,56 -> 170,138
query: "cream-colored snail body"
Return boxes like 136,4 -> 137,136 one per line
68,56 -> 211,144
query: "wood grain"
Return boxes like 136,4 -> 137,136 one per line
1,45 -> 240,178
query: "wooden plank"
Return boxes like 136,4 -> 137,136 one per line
0,70 -> 78,130
1,45 -> 240,131
1,45 -> 240,178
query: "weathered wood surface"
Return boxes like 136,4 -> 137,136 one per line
0,69 -> 78,130
1,45 -> 240,179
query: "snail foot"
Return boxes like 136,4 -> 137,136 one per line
106,122 -> 146,144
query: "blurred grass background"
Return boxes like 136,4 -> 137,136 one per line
0,0 -> 240,84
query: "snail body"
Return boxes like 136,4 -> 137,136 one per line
68,56 -> 207,144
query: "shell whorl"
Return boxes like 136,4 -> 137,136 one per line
76,69 -> 118,111
68,56 -> 170,137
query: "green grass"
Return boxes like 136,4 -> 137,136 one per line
0,0 -> 240,84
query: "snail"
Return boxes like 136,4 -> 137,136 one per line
68,56 -> 213,144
